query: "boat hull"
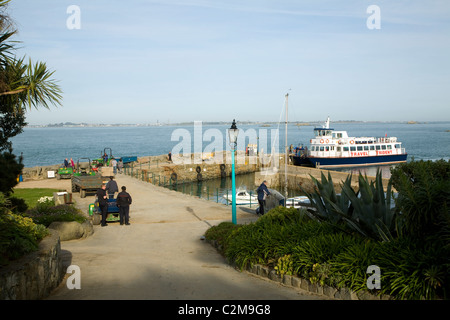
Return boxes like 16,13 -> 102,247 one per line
292,154 -> 407,169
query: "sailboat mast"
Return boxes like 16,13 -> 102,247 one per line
284,93 -> 289,205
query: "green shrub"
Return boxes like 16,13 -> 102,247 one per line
224,207 -> 336,270
374,238 -> 449,300
204,222 -> 241,253
6,196 -> 28,213
292,232 -> 363,282
205,198 -> 449,299
26,203 -> 86,227
329,240 -> 380,293
390,159 -> 450,242
0,212 -> 49,266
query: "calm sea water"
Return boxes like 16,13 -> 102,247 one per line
10,122 -> 450,169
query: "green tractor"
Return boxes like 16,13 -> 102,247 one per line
92,147 -> 113,170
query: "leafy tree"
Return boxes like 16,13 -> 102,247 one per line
0,0 -> 62,194
0,0 -> 62,152
0,147 -> 23,195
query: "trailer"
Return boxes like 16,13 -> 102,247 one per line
71,158 -> 105,198
120,156 -> 137,164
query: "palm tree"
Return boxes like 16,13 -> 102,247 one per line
0,0 -> 62,151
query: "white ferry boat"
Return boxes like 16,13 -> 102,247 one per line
291,117 -> 408,168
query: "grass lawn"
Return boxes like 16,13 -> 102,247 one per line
12,188 -> 59,208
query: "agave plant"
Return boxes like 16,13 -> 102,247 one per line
302,169 -> 399,242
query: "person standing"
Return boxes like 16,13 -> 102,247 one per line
117,159 -> 123,174
257,180 -> 270,215
106,176 -> 118,199
70,158 -> 75,170
64,158 -> 69,168
96,184 -> 108,227
117,186 -> 132,225
111,158 -> 117,174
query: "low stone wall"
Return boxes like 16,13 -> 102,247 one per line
126,152 -> 264,184
22,165 -> 61,181
0,230 -> 64,300
255,164 -> 391,193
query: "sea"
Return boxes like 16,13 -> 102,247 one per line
10,121 -> 450,169
9,121 -> 450,202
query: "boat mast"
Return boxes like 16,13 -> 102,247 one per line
284,93 -> 289,205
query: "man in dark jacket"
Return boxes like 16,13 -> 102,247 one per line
96,184 -> 108,227
117,186 -> 132,225
257,180 -> 270,215
106,176 -> 118,199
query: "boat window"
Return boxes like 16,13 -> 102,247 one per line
382,145 -> 387,150
364,146 -> 369,151
357,146 -> 363,151
370,146 -> 375,150
337,147 -> 341,152
320,146 -> 324,151
343,147 -> 349,152
395,144 -> 401,149
350,146 -> 356,151
387,145 -> 392,150
325,146 -> 329,151
376,145 -> 381,150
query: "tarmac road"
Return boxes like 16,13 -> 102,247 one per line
16,173 -> 327,300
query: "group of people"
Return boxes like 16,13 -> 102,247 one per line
102,153 -> 124,174
92,173 -> 270,228
96,176 -> 132,227
63,158 -> 75,169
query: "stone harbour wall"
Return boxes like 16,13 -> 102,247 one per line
0,230 -> 64,300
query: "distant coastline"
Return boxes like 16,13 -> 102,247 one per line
25,120 -> 445,128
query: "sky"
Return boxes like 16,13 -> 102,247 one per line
7,0 -> 450,125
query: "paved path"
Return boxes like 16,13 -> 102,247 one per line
17,174 -> 326,300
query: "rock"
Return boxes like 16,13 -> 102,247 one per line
48,220 -> 93,241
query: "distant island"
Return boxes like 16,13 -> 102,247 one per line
25,120 -> 443,128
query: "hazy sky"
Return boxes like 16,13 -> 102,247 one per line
8,0 -> 450,124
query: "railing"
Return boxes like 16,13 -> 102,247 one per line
122,164 -> 258,208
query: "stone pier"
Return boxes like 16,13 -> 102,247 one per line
255,164 -> 391,194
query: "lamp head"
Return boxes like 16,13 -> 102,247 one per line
228,119 -> 239,145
